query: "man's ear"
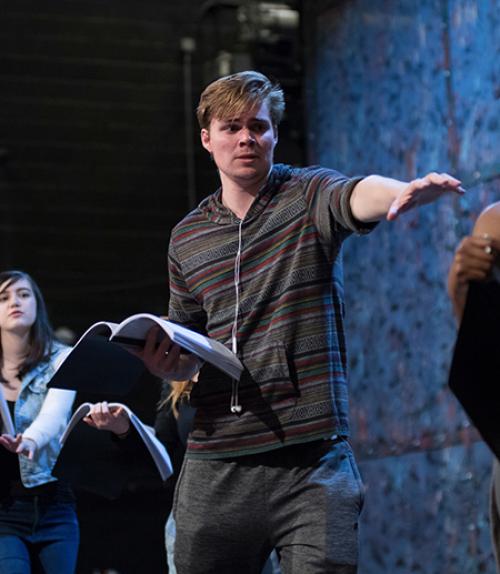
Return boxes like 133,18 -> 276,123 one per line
273,125 -> 279,145
201,128 -> 212,153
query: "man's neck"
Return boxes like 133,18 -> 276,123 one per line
219,171 -> 271,220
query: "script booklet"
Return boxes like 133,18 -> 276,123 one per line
60,402 -> 173,482
0,389 -> 15,436
96,313 -> 243,380
48,313 -> 243,395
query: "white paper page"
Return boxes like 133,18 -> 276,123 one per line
0,387 -> 15,436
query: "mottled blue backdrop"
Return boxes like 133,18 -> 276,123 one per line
304,0 -> 500,572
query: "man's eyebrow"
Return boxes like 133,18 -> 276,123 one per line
219,116 -> 269,123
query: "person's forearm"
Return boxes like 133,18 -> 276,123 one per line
23,389 -> 76,449
447,264 -> 468,323
350,175 -> 406,222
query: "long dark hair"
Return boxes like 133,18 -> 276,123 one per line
0,270 -> 55,378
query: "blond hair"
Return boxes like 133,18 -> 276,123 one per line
159,380 -> 191,418
196,70 -> 285,130
159,373 -> 199,418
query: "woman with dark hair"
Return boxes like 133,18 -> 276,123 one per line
0,270 -> 78,573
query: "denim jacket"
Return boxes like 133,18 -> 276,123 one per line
13,344 -> 75,488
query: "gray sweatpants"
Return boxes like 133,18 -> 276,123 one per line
173,437 -> 365,574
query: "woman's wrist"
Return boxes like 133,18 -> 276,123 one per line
114,426 -> 131,439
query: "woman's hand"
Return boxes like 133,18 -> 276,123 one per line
451,235 -> 497,285
0,434 -> 37,459
83,401 -> 131,436
448,234 -> 499,322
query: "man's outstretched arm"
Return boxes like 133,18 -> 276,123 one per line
350,171 -> 465,223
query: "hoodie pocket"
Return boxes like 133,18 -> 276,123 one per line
238,341 -> 299,416
191,341 -> 299,418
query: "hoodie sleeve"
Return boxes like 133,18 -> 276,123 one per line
302,166 -> 378,241
167,237 -> 208,333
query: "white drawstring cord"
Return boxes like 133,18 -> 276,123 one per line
230,220 -> 243,414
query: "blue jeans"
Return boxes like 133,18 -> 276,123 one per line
165,511 -> 176,574
0,496 -> 79,574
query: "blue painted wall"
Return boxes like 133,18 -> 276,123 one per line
304,1 -> 500,571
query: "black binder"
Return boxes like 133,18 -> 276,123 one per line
48,337 -> 145,395
448,280 -> 500,459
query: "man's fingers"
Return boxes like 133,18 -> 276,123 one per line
437,172 -> 461,184
387,195 -> 415,220
417,172 -> 464,194
143,326 -> 161,356
155,333 -> 173,357
162,343 -> 181,369
143,326 -> 174,369
425,171 -> 461,186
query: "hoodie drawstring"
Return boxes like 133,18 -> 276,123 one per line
230,219 -> 243,414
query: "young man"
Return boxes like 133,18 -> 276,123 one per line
141,71 -> 464,574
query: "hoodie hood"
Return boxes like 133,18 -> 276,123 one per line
198,163 -> 295,225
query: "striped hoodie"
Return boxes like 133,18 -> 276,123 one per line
168,164 -> 376,459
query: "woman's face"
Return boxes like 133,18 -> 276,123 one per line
0,278 -> 37,335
